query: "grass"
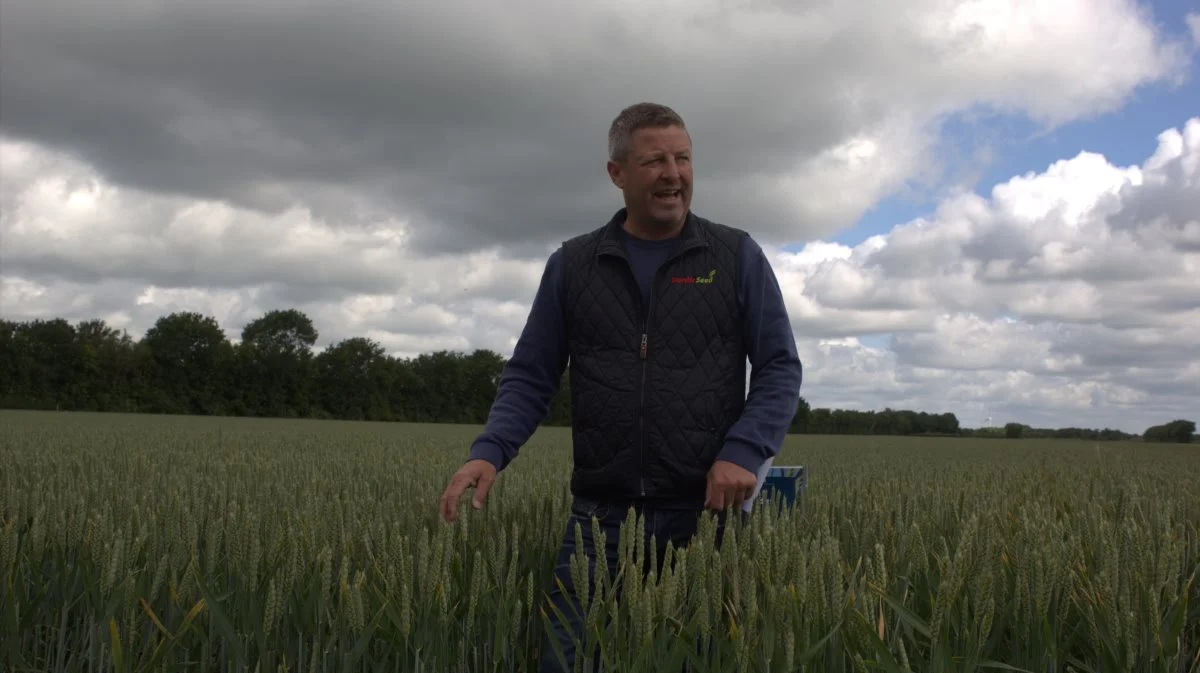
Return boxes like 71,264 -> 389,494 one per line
2,409 -> 1198,672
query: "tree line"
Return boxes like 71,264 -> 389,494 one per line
1,309 -> 1192,442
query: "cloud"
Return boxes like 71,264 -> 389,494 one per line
1,0 -> 1197,434
4,116 -> 1199,433
771,116 -> 1200,431
0,0 -> 1188,253
777,120 -> 1200,335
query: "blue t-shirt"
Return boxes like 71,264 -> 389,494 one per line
619,228 -> 677,310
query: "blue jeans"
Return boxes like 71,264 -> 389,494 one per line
537,495 -> 732,673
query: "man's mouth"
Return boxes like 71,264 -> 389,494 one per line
654,189 -> 681,202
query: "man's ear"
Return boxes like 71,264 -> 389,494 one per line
606,159 -> 625,189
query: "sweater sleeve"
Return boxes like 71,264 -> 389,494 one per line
466,248 -> 569,471
716,236 -> 803,475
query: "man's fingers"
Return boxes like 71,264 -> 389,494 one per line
472,472 -> 494,509
441,464 -> 500,521
706,482 -> 755,511
440,483 -> 463,522
439,473 -> 471,521
708,487 -> 726,511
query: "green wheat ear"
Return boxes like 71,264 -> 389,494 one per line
8,410 -> 1197,670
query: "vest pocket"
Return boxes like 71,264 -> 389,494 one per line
570,496 -> 610,520
690,390 -> 724,432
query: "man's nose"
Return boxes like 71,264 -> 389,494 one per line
662,157 -> 681,180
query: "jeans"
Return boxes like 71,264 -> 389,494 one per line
536,495 -> 733,673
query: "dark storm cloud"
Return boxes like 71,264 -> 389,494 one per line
3,251 -> 400,298
0,0 -> 887,256
1053,324 -> 1200,370
1130,375 -> 1200,399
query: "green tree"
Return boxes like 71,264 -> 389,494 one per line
313,337 -> 389,421
74,319 -> 140,412
0,308 -> 1152,443
1144,420 -> 1197,443
238,309 -> 319,417
141,312 -> 235,414
789,396 -> 811,433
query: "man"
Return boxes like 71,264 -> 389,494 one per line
439,102 -> 802,671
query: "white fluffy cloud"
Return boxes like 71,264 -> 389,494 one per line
1,0 -> 1197,434
0,0 -> 1189,248
771,117 -> 1200,430
3,117 -> 1197,433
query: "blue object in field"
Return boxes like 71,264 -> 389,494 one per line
759,465 -> 808,510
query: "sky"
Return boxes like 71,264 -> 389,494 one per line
1,0 -> 1197,434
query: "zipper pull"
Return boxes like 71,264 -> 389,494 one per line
640,333 -> 648,359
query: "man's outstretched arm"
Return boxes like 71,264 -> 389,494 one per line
466,248 -> 569,472
716,236 -> 803,476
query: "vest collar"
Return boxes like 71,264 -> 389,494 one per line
596,208 -> 708,259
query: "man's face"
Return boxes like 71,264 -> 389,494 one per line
608,125 -> 693,232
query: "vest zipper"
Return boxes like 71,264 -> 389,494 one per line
638,261 -> 664,499
639,325 -> 648,498
619,233 -> 701,500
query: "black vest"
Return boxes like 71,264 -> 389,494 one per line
560,210 -> 748,506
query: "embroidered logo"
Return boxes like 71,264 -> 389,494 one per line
671,269 -> 716,284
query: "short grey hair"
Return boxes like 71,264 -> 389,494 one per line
607,102 -> 687,162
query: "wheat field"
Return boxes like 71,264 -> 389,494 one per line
2,410 -> 1197,672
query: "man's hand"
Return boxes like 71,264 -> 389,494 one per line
704,460 -> 757,511
439,459 -> 498,522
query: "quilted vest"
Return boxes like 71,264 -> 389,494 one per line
560,209 -> 747,506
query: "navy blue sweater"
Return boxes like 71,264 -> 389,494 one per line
468,226 -> 803,480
